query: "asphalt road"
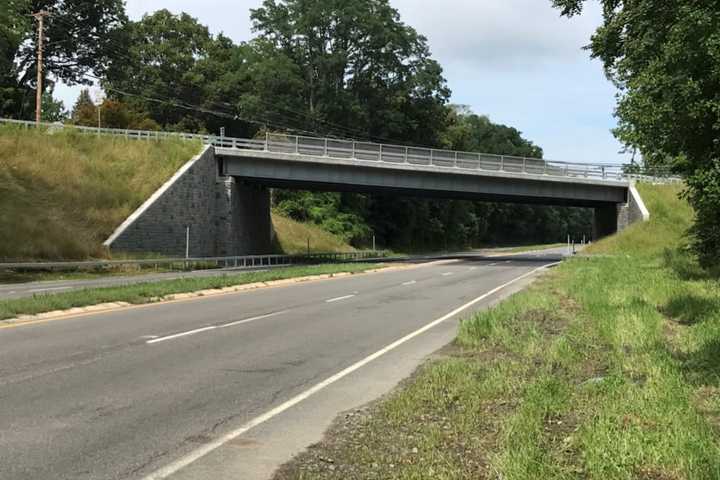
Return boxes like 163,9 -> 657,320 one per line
0,248 -> 570,301
0,250 -> 564,480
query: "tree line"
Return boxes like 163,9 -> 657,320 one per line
2,0 -> 592,250
553,0 -> 720,269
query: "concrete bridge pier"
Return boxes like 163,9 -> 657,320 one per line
216,179 -> 273,256
593,204 -> 623,240
592,184 -> 649,241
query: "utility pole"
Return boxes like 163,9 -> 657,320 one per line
32,11 -> 50,126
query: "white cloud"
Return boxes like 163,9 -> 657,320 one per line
392,0 -> 601,71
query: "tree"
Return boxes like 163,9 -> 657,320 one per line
70,88 -> 96,126
40,91 -> 66,121
250,0 -> 450,144
552,0 -> 720,267
104,10 -> 243,134
1,0 -> 127,119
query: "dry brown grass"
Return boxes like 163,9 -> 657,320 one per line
0,125 -> 200,260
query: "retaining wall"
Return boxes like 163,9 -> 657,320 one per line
104,146 -> 273,256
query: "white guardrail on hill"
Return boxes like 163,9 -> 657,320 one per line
0,117 -> 680,183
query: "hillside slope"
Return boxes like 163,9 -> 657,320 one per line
272,214 -> 355,254
0,126 -> 200,260
0,126 -> 355,261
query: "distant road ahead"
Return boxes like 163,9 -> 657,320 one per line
0,249 -> 564,480
0,248 -> 566,301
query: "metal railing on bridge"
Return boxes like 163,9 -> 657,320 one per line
0,118 -> 678,183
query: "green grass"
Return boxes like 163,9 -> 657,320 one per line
0,124 -> 200,260
0,215 -> 356,284
272,213 -> 355,254
0,263 -> 380,321
274,183 -> 720,480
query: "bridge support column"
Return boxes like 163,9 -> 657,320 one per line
592,184 -> 649,241
592,205 -> 622,240
216,179 -> 273,255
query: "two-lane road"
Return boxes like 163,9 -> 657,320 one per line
0,250 -> 564,480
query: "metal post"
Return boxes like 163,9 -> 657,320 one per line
500,156 -> 504,171
307,237 -> 310,255
523,157 -> 526,173
295,136 -> 299,154
404,147 -> 408,163
372,235 -> 376,252
379,144 -> 383,161
323,138 -> 328,156
265,131 -> 269,151
185,226 -> 190,259
430,149 -> 434,165
454,151 -> 458,167
352,141 -> 356,159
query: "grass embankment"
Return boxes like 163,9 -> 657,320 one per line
275,183 -> 720,480
0,125 -> 200,260
0,263 -> 379,321
272,214 -> 355,254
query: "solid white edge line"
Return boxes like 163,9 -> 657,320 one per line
325,294 -> 356,303
141,261 -> 559,480
27,286 -> 72,293
401,280 -> 417,286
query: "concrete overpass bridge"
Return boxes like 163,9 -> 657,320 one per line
105,132 -> 649,257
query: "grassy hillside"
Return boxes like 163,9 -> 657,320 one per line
0,125 -> 199,260
586,183 -> 692,256
0,125 -> 356,261
276,183 -> 720,480
272,213 -> 355,254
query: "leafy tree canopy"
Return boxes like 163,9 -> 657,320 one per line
1,0 -> 126,118
552,0 -> 720,267
250,0 -> 451,144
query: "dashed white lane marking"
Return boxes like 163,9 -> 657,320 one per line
147,311 -> 287,344
147,326 -> 217,344
140,262 -> 560,480
27,286 -> 72,293
325,294 -> 356,303
441,272 -> 454,276
219,311 -> 287,329
402,280 -> 417,286
487,262 -> 499,267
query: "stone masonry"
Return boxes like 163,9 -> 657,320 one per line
105,146 -> 273,257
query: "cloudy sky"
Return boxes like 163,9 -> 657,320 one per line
56,0 -> 628,164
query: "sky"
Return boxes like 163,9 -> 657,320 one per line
55,0 -> 629,164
